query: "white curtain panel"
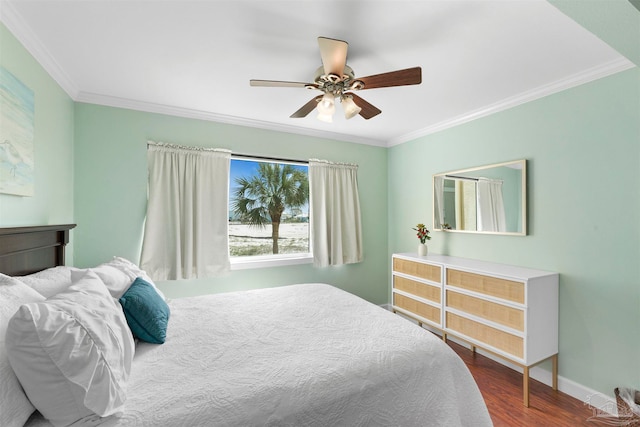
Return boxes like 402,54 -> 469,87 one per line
141,142 -> 231,280
476,178 -> 507,232
309,159 -> 363,267
455,180 -> 477,231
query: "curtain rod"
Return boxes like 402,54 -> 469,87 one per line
147,142 -> 353,166
309,158 -> 358,167
234,156 -> 358,168
445,174 -> 479,182
146,142 -> 301,163
232,153 -> 308,165
445,174 -> 503,183
147,141 -> 230,153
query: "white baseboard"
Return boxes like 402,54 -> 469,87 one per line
379,303 -> 392,312
386,309 -> 619,416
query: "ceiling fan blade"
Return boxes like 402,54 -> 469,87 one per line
356,67 -> 422,90
348,93 -> 382,120
290,95 -> 324,118
318,37 -> 348,77
250,80 -> 315,88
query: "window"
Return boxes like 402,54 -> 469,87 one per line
229,156 -> 310,268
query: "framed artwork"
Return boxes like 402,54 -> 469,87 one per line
0,66 -> 35,196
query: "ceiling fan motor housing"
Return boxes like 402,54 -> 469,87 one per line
309,65 -> 363,95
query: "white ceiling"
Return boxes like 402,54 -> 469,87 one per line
1,0 -> 634,146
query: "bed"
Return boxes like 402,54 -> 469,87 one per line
0,224 -> 492,427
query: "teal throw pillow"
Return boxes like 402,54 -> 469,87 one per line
119,277 -> 170,344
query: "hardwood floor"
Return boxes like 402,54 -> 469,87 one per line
447,340 -> 600,426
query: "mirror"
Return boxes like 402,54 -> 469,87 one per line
433,160 -> 526,235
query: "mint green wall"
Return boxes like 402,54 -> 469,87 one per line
73,103 -> 389,304
0,23 -> 75,261
388,68 -> 640,396
549,0 -> 640,67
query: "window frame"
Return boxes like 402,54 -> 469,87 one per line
228,154 -> 312,270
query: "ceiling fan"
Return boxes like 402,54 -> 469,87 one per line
250,37 -> 422,122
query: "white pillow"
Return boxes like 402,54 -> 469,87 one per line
81,256 -> 165,300
0,274 -> 44,427
5,270 -> 135,427
14,265 -> 78,298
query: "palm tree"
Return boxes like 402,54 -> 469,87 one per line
232,163 -> 308,254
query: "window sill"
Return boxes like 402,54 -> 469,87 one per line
230,253 -> 313,270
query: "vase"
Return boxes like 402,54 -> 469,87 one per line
418,243 -> 428,256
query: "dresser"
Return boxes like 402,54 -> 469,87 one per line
391,253 -> 559,407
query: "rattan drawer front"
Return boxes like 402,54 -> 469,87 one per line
394,276 -> 441,303
447,269 -> 524,304
446,312 -> 523,358
393,258 -> 441,284
394,294 -> 440,324
446,290 -> 524,331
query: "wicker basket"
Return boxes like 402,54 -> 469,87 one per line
615,387 -> 640,426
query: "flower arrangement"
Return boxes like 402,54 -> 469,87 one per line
412,223 -> 431,244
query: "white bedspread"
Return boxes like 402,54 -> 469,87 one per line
25,284 -> 491,426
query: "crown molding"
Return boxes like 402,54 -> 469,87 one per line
75,91 -> 387,147
0,1 -> 79,98
387,57 -> 636,147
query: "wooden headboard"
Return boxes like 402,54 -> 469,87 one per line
0,224 -> 76,276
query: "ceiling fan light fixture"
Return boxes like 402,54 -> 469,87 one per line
316,92 -> 336,122
342,95 -> 361,119
317,110 -> 334,123
317,92 -> 335,114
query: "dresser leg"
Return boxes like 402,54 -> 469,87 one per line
552,354 -> 558,390
442,333 -> 447,343
523,366 -> 530,407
